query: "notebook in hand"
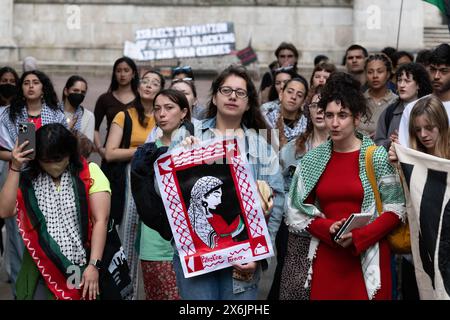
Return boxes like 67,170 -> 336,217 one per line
333,213 -> 373,242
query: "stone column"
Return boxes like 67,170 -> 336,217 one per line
352,0 -> 423,52
0,0 -> 18,62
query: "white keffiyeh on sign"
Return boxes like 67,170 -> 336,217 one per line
32,171 -> 87,266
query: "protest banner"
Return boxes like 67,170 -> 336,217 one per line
154,138 -> 274,278
395,143 -> 450,300
124,22 -> 235,61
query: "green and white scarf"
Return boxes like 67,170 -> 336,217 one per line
285,133 -> 406,299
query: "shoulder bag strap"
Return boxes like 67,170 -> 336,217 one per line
365,145 -> 383,214
120,110 -> 132,149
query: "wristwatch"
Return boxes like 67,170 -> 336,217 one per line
88,259 -> 102,270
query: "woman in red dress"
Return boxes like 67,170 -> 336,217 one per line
285,72 -> 406,300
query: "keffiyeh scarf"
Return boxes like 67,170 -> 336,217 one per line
0,104 -> 66,150
32,171 -> 86,265
265,108 -> 307,141
60,102 -> 84,133
285,133 -> 406,299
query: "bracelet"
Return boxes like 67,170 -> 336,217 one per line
10,167 -> 21,173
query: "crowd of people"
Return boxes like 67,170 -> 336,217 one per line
0,40 -> 449,300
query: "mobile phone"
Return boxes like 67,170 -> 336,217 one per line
18,122 -> 36,159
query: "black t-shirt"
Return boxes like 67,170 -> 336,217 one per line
260,71 -> 273,91
94,92 -> 136,132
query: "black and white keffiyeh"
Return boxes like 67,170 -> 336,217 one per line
32,170 -> 87,265
187,176 -> 223,248
0,103 -> 66,150
59,102 -> 84,133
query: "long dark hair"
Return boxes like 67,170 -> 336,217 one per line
62,75 -> 88,102
9,70 -> 59,123
108,56 -> 139,94
267,68 -> 297,102
0,66 -> 19,105
275,77 -> 309,147
207,64 -> 268,131
27,123 -> 82,179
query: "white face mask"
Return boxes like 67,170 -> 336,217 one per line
39,156 -> 70,179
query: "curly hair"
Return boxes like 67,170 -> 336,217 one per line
318,72 -> 369,120
309,62 -> 336,89
9,70 -> 59,123
396,63 -> 433,99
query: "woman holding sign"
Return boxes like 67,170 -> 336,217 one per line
285,72 -> 405,300
173,64 -> 284,300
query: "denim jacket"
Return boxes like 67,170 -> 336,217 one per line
171,117 -> 284,295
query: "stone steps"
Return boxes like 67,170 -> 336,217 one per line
424,26 -> 450,48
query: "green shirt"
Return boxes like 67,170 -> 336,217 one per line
139,139 -> 174,261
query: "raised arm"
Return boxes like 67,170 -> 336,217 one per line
0,141 -> 33,218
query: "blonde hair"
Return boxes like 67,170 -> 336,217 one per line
408,95 -> 450,159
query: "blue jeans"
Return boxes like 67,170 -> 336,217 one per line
5,217 -> 24,297
173,254 -> 260,300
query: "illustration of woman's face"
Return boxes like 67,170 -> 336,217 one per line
203,188 -> 222,210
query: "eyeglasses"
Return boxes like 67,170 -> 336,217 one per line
140,79 -> 161,87
173,66 -> 192,73
218,86 -> 248,99
324,112 -> 352,121
308,102 -> 319,110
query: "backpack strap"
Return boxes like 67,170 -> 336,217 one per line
120,110 -> 132,149
365,145 -> 383,214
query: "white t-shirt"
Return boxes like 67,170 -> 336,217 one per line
398,95 -> 450,147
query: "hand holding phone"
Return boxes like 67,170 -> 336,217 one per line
17,122 -> 36,160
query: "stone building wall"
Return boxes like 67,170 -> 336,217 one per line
1,0 -> 427,74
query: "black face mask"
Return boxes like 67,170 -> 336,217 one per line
67,93 -> 85,108
0,84 -> 17,99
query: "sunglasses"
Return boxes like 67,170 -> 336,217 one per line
171,77 -> 193,83
274,65 -> 294,73
173,66 -> 192,72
